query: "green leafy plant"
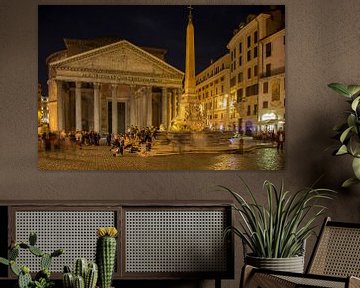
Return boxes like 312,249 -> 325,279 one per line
328,83 -> 360,187
221,179 -> 335,258
0,232 -> 63,288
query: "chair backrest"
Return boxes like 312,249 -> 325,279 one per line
307,217 -> 360,278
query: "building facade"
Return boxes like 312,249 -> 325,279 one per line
195,55 -> 234,131
258,28 -> 285,132
226,9 -> 284,134
38,83 -> 49,127
47,38 -> 184,134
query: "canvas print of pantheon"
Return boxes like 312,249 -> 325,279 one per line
38,5 -> 285,171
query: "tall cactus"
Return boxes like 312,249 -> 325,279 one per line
96,227 -> 118,288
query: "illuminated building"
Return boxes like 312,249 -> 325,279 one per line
227,8 -> 285,134
38,83 -> 49,127
258,28 -> 285,132
46,38 -> 183,133
195,55 -> 233,131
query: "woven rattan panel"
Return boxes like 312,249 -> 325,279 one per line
15,211 -> 115,272
277,275 -> 345,288
125,210 -> 227,273
310,226 -> 360,277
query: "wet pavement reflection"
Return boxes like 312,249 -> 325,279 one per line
39,146 -> 285,171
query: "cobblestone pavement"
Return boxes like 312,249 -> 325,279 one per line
38,144 -> 285,171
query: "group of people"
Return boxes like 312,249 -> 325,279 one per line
38,125 -> 160,157
254,128 -> 285,151
109,126 -> 158,157
38,130 -> 103,152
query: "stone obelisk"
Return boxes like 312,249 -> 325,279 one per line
175,6 -> 204,131
184,6 -> 196,98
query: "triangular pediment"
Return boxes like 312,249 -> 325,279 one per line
50,40 -> 184,79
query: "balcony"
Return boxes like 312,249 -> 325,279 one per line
260,66 -> 285,78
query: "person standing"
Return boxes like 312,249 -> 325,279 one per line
276,127 -> 285,151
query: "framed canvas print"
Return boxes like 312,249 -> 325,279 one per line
38,5 -> 285,171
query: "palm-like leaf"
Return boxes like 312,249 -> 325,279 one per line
222,179 -> 335,258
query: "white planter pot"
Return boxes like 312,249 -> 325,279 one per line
245,254 -> 305,273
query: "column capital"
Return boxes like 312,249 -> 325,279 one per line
111,83 -> 118,90
75,81 -> 82,89
93,82 -> 100,89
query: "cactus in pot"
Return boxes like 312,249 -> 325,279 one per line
62,259 -> 98,288
96,227 -> 118,288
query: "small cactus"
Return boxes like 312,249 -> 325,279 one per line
29,232 -> 37,246
96,227 -> 118,288
18,269 -> 32,288
74,258 -> 87,279
63,272 -> 74,288
41,253 -> 52,270
63,259 -> 98,288
9,246 -> 19,260
35,268 -> 50,282
85,263 -> 98,288
51,248 -> 64,258
0,232 -> 63,288
29,245 -> 44,257
63,265 -> 72,273
73,275 -> 85,288
0,257 -> 9,266
10,260 -> 21,276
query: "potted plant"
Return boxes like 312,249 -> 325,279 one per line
0,232 -> 63,288
328,83 -> 360,187
221,178 -> 335,273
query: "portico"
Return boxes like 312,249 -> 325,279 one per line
47,40 -> 183,134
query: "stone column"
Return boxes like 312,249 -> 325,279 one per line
161,87 -> 168,128
75,81 -> 82,131
141,89 -> 147,127
129,86 -> 136,127
176,89 -> 182,117
173,89 -> 177,119
56,80 -> 64,131
134,92 -> 140,128
168,89 -> 173,121
146,87 -> 152,127
93,83 -> 100,133
111,84 -> 118,134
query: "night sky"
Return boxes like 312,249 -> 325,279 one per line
38,5 -> 282,94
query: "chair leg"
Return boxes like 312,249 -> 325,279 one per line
240,265 -> 255,288
240,265 -> 296,288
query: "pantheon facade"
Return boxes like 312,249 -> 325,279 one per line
47,38 -> 184,134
